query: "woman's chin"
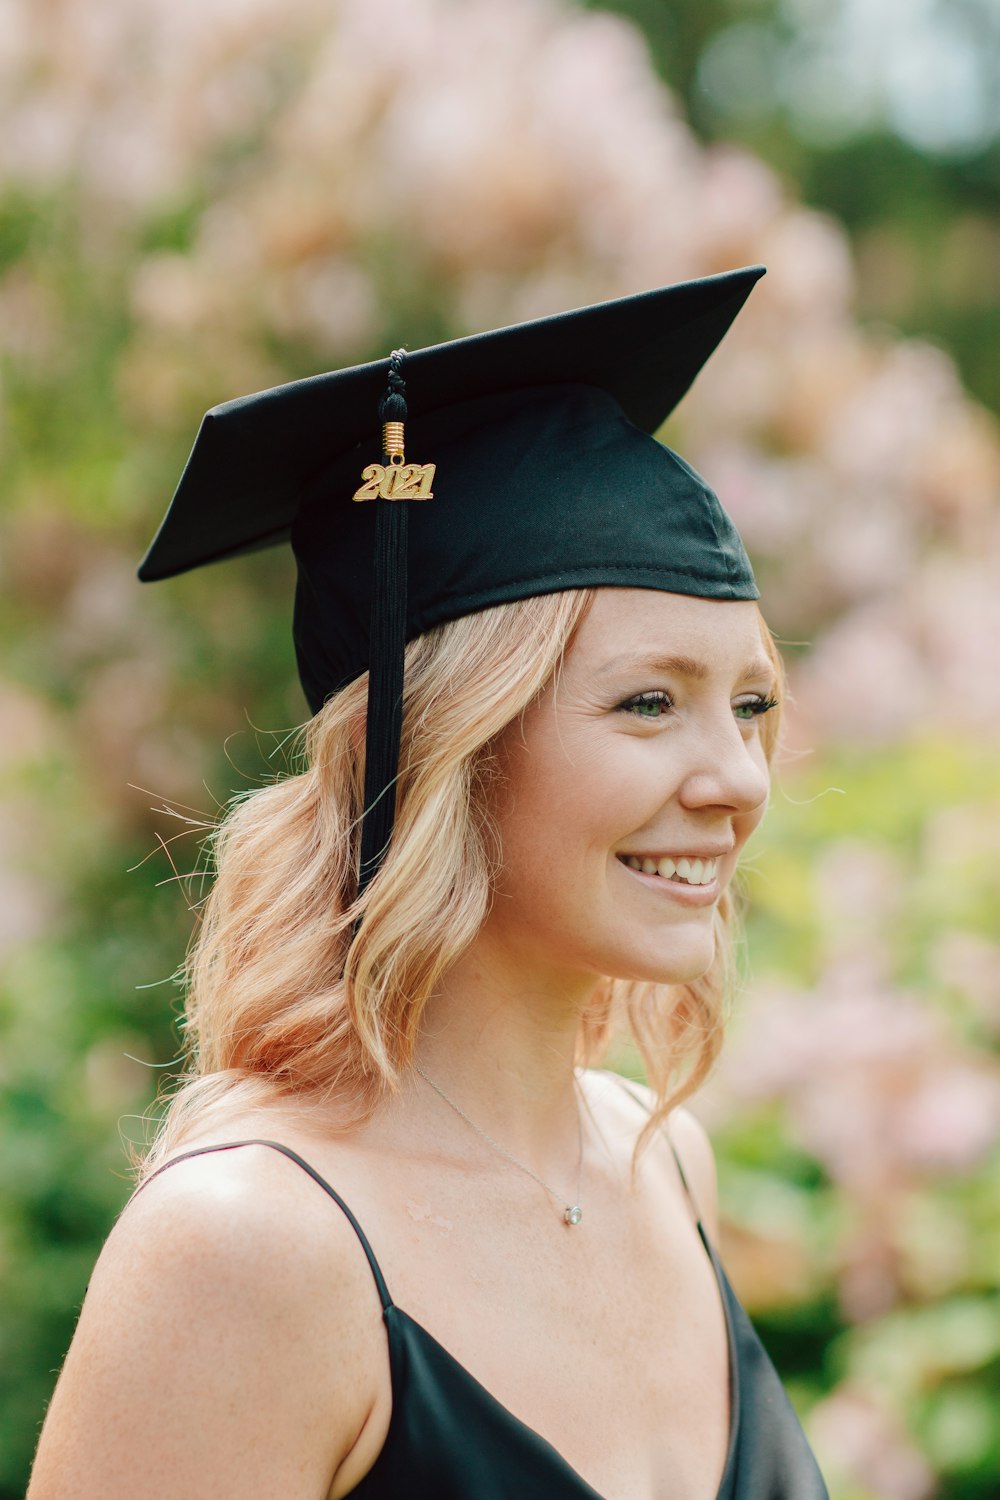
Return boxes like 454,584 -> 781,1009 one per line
609,931 -> 717,987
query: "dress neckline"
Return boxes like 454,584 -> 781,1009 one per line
138,1137 -> 740,1500
360,1215 -> 740,1500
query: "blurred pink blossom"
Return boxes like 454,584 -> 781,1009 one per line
4,0 -> 996,755
931,931 -> 1000,1035
813,839 -> 904,968
0,267 -> 62,366
756,207 -> 857,324
810,1386 -> 935,1500
0,685 -> 56,773
0,803 -> 60,956
822,342 -> 961,489
709,963 -> 1000,1187
789,607 -> 933,746
894,1069 -> 1000,1171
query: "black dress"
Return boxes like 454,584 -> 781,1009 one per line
141,1134 -> 830,1498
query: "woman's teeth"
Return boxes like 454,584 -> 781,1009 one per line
623,855 -> 719,886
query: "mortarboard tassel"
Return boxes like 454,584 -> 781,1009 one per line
353,351 -> 435,920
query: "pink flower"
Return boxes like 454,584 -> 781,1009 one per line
810,1386 -> 935,1500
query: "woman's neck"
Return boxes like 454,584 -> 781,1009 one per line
406,938 -> 601,1176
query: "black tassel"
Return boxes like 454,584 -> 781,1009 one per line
379,351 -> 408,428
355,353 -> 410,919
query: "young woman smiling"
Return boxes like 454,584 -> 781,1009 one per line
29,269 -> 829,1499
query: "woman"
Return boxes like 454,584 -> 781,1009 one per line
29,267 -> 829,1498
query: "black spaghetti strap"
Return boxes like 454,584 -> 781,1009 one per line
612,1075 -> 705,1226
132,1139 -> 393,1311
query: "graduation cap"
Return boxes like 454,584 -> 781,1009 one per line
140,264 -> 764,909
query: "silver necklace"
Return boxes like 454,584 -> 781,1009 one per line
414,1062 -> 585,1226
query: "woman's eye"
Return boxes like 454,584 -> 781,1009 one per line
618,691 -> 779,722
733,694 -> 780,721
619,691 -> 673,719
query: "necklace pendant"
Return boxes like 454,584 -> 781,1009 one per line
564,1205 -> 583,1226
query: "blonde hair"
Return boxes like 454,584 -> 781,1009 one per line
141,589 -> 783,1176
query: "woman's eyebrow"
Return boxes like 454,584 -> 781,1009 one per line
597,652 -> 775,683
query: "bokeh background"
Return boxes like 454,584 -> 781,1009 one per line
2,1 -> 998,1495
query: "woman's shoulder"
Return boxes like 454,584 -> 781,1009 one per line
118,1120 -> 384,1315
120,1123 -> 380,1315
110,1144 -> 342,1328
29,1125 -> 385,1498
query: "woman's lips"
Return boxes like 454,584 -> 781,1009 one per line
615,853 -> 721,905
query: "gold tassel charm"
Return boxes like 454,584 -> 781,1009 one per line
353,352 -> 435,502
352,455 -> 436,502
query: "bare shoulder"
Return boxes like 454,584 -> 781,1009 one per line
29,1139 -> 386,1500
583,1071 -> 720,1242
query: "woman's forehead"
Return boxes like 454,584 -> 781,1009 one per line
571,590 -> 768,669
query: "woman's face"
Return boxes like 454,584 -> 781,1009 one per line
485,589 -> 776,991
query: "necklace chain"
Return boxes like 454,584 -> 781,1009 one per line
413,1062 -> 585,1226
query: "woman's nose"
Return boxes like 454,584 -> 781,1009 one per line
677,719 -> 770,816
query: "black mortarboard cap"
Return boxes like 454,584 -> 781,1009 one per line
140,264 -> 765,908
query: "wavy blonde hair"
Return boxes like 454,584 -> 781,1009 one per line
142,588 -> 783,1176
